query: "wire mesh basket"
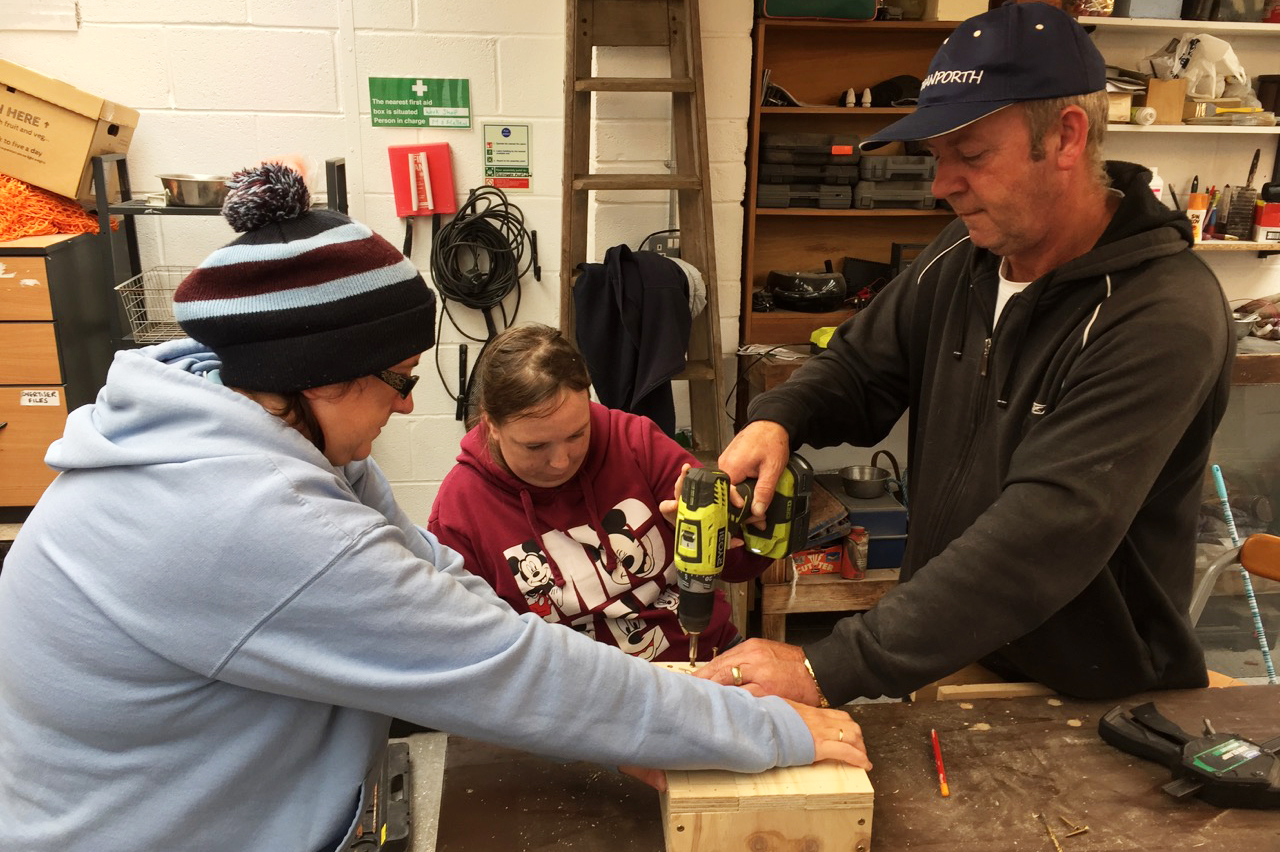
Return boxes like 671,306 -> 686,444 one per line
115,266 -> 192,343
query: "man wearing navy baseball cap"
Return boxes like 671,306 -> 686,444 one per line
699,3 -> 1235,706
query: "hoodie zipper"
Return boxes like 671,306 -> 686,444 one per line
920,291 -> 997,559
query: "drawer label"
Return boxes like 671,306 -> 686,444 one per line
20,389 -> 60,406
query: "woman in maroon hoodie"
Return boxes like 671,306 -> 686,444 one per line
429,324 -> 771,663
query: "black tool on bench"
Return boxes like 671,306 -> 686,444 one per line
346,742 -> 412,851
1098,702 -> 1280,809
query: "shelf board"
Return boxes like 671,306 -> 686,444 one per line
1195,240 -> 1280,252
1232,352 -> 1280,384
761,106 -> 914,115
1108,123 -> 1280,134
746,309 -> 855,345
106,199 -> 222,215
760,569 -> 901,615
756,208 -> 951,217
1079,15 -> 1280,34
762,19 -> 961,31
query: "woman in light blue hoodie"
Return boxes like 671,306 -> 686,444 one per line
0,164 -> 869,852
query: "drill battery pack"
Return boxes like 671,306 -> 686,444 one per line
758,183 -> 852,209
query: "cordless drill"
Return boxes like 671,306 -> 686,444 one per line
673,455 -> 813,665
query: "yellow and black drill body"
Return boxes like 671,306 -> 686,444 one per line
673,454 -> 814,664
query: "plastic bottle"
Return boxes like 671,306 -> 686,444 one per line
1148,166 -> 1165,206
1130,106 -> 1157,126
1187,192 -> 1210,242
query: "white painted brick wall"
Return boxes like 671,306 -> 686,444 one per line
0,0 -> 754,523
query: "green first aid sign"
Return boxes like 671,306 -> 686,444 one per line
369,77 -> 471,128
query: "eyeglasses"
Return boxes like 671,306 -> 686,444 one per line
373,369 -> 419,399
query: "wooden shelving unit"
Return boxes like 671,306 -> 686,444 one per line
741,19 -> 959,346
1078,15 -> 1280,33
1232,352 -> 1280,384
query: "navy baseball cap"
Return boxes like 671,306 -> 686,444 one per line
860,2 -> 1106,151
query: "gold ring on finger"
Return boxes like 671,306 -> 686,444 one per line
838,729 -> 845,742
732,665 -> 743,686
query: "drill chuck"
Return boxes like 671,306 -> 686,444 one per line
675,579 -> 715,636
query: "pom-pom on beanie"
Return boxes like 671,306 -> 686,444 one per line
173,162 -> 437,393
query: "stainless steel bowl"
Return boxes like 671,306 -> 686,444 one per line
157,174 -> 231,208
1232,311 -> 1259,341
840,465 -> 890,499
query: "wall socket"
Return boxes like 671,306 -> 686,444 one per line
644,232 -> 681,258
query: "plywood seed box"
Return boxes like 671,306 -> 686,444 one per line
0,59 -> 139,202
663,762 -> 874,852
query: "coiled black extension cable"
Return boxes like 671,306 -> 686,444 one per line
428,186 -> 534,420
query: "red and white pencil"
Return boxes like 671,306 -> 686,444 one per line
930,728 -> 950,797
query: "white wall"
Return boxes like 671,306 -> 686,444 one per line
0,0 -> 755,523
4,7 -> 1277,521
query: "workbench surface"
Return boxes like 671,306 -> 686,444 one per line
430,685 -> 1279,851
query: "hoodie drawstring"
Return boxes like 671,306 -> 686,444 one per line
579,475 -> 617,577
518,489 -> 566,587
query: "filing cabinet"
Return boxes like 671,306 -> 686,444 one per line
0,233 -> 113,507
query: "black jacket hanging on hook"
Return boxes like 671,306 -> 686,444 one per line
573,245 -> 691,438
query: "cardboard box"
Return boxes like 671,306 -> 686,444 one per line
1255,202 -> 1280,243
1107,92 -> 1133,124
0,59 -> 139,202
1145,78 -> 1188,126
923,0 -> 987,20
1112,0 -> 1183,17
794,542 -> 847,575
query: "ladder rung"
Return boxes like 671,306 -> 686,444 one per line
575,77 -> 696,93
675,361 -> 716,381
573,174 -> 702,192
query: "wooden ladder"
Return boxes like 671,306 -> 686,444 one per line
560,0 -> 727,456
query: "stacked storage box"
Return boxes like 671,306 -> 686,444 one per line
816,473 -> 908,570
854,155 -> 937,210
758,133 -> 859,209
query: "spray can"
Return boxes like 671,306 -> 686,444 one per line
842,527 -> 869,580
1131,106 -> 1157,126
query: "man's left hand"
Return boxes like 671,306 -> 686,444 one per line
693,639 -> 823,705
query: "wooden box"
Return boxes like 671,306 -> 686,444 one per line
662,762 -> 874,852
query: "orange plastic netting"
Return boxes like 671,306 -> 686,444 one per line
0,173 -> 116,241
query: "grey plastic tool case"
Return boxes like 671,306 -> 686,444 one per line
758,183 -> 853,209
853,180 -> 935,210
759,163 -> 859,184
858,155 -> 937,181
761,133 -> 860,165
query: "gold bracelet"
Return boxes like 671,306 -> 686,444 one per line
802,657 -> 831,708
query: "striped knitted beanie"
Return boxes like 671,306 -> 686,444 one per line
173,163 -> 436,392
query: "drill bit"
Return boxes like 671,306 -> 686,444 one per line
688,634 -> 699,667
